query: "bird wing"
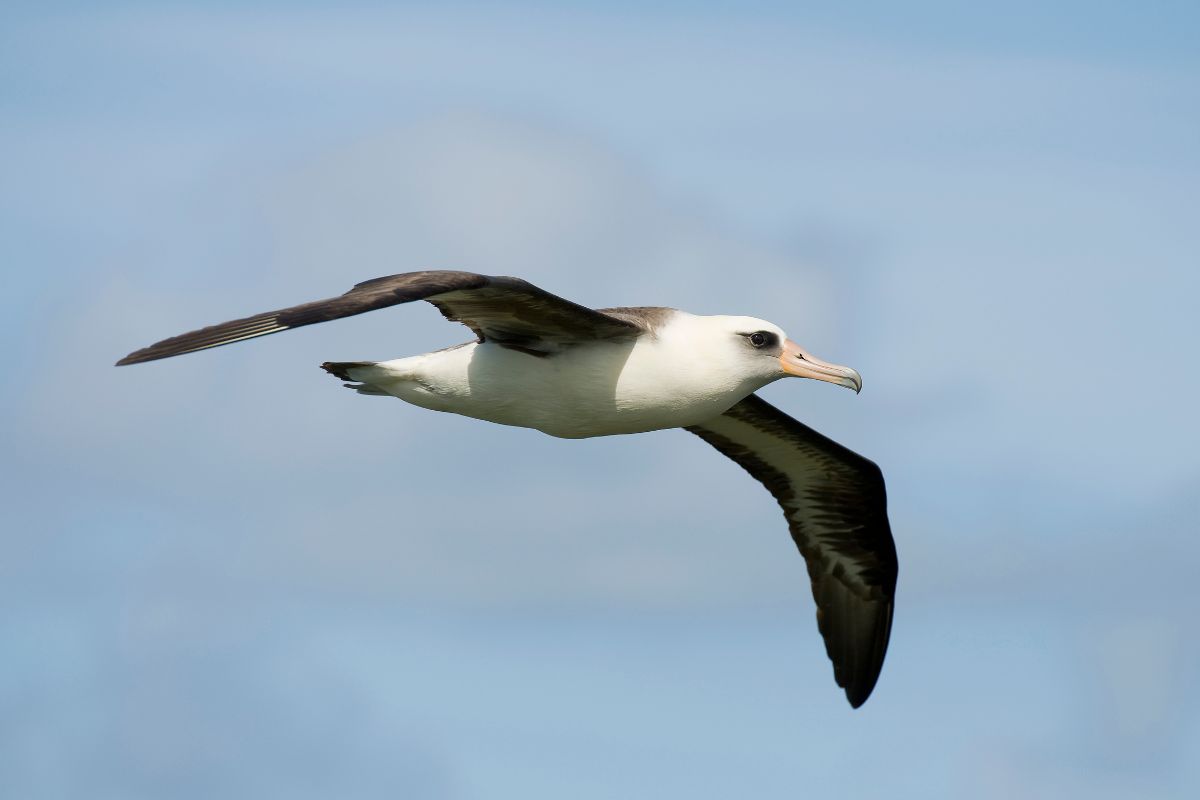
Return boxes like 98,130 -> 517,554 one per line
686,393 -> 898,708
116,270 -> 642,365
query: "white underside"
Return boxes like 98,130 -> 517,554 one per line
339,313 -> 782,438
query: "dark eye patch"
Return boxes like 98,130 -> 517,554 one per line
745,331 -> 777,349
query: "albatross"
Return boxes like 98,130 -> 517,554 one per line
117,270 -> 898,708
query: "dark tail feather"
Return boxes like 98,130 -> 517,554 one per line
320,361 -> 376,381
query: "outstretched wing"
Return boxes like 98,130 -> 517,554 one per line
116,270 -> 641,365
686,394 -> 898,708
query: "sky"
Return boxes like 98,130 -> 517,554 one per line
2,2 -> 1199,798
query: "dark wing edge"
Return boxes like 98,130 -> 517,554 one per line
685,394 -> 898,708
116,271 -> 640,366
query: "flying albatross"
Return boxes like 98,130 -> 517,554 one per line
117,270 -> 898,708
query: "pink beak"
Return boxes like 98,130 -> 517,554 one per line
779,339 -> 862,393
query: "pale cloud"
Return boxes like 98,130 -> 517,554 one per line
260,112 -> 830,317
13,105 -> 1199,613
12,112 -> 840,610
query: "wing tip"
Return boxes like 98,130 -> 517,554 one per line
816,583 -> 894,710
114,344 -> 200,366
115,350 -> 153,367
842,675 -> 880,709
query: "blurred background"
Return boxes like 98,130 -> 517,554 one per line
3,2 -> 1198,797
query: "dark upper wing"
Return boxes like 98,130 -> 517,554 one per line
116,270 -> 641,365
686,394 -> 898,708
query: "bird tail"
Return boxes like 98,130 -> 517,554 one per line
320,361 -> 377,381
320,361 -> 392,395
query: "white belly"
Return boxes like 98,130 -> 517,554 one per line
357,337 -> 767,438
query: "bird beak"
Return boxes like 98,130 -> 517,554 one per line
780,339 -> 862,393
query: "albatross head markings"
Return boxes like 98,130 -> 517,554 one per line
679,314 -> 863,394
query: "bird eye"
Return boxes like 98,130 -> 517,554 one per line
749,332 -> 771,348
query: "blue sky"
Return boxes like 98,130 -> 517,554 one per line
3,2 -> 1199,798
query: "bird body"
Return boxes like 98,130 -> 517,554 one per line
331,312 -> 790,438
118,270 -> 897,707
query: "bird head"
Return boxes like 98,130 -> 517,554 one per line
705,315 -> 862,393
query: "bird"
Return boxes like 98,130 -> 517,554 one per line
117,270 -> 898,708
